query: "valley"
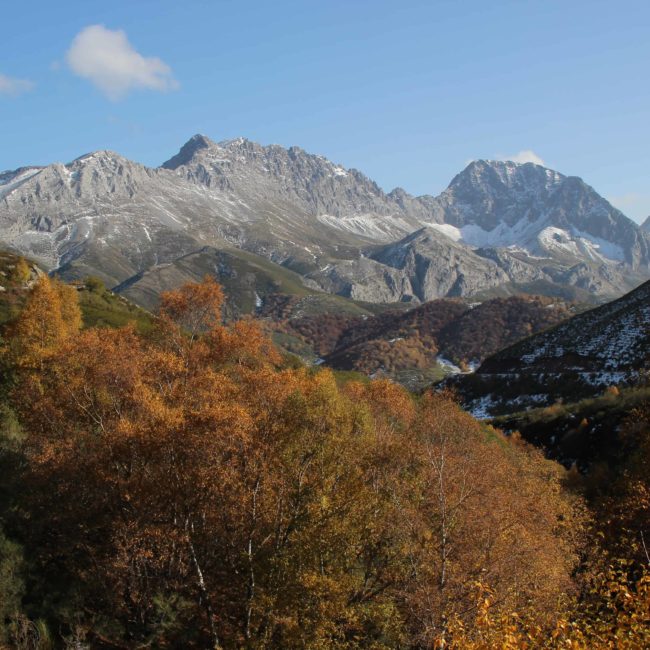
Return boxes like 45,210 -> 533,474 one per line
4,3 -> 650,646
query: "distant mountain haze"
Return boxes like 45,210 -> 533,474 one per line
1,135 -> 649,306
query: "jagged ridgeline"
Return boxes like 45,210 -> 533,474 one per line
1,135 -> 649,312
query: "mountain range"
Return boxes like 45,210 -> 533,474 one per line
1,135 -> 649,308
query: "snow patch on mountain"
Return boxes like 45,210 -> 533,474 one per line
537,227 -> 624,262
317,213 -> 414,241
428,216 -> 625,264
428,223 -> 463,241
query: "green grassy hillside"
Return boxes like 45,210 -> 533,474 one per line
0,251 -> 154,333
115,246 -> 383,319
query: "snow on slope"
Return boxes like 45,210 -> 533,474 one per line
429,218 -> 625,263
317,213 -> 416,241
450,279 -> 650,418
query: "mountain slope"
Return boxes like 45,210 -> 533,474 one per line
1,137 -> 649,306
450,279 -> 650,417
0,250 -> 153,331
115,245 -> 372,319
490,386 -> 650,467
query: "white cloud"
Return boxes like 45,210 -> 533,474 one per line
0,73 -> 34,97
66,25 -> 179,101
500,150 -> 546,166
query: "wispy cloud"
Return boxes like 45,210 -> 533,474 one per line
607,192 -> 650,223
608,192 -> 643,208
0,73 -> 34,97
66,25 -> 179,101
499,150 -> 545,166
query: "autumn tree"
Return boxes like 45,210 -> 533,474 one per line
431,565 -> 650,649
5,275 -> 81,370
594,399 -> 650,569
159,274 -> 224,342
396,392 -> 585,645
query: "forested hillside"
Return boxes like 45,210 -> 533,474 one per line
267,294 -> 577,387
0,251 -> 580,392
0,275 -> 648,648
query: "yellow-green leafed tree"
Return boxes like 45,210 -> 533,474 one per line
7,275 -> 81,369
57,280 -> 83,334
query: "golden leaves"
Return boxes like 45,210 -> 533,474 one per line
159,274 -> 224,337
6,275 -> 81,369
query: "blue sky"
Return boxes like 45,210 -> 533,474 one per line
1,0 -> 649,222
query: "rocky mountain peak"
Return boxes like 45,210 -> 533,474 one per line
162,134 -> 217,169
433,158 -> 639,244
157,135 -> 409,220
642,216 -> 650,232
449,159 -> 564,197
66,150 -> 148,179
73,149 -> 124,162
219,136 -> 251,148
